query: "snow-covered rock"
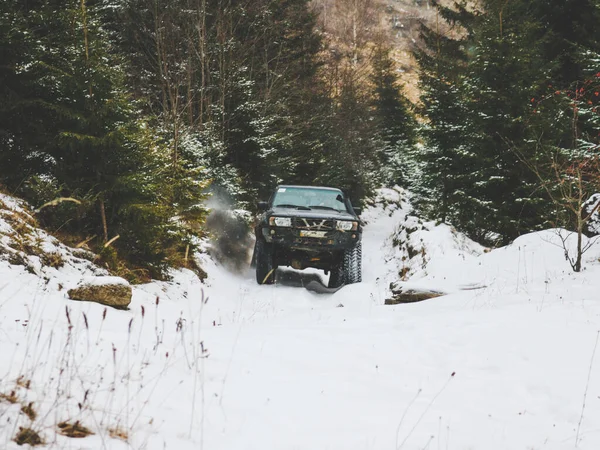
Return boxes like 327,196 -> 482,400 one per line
68,276 -> 132,309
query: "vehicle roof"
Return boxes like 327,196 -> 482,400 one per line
276,185 -> 343,192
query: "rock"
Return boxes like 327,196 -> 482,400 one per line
68,276 -> 132,309
385,283 -> 445,305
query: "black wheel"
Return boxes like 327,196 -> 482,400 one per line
328,261 -> 345,288
255,239 -> 275,284
250,239 -> 258,268
328,242 -> 362,288
343,241 -> 362,285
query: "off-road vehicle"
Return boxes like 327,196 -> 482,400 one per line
253,185 -> 362,288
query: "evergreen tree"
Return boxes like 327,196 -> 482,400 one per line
0,0 -> 62,189
413,1 -> 483,235
415,0 -> 600,243
370,42 -> 417,187
528,0 -> 600,89
317,68 -> 380,203
460,0 -> 549,242
0,0 -> 208,278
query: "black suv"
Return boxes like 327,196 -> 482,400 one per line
253,185 -> 362,287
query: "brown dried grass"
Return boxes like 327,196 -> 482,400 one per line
57,420 -> 94,438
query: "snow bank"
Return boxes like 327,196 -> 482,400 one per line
408,227 -> 600,295
0,193 -> 107,290
77,275 -> 131,287
363,186 -> 484,288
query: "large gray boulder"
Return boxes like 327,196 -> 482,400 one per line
68,276 -> 132,309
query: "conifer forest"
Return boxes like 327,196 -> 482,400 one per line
1,0 -> 599,276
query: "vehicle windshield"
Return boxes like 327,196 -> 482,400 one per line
272,187 -> 347,212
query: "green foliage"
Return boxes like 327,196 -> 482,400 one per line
0,1 -> 58,187
413,2 -> 482,236
414,0 -> 600,244
0,0 -> 210,279
4,0 -> 598,263
103,0 -> 418,208
370,43 -> 417,187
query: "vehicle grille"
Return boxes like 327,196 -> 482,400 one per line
293,218 -> 335,230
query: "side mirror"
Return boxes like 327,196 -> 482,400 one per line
257,201 -> 269,211
353,207 -> 362,216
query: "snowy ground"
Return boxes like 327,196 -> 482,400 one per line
1,188 -> 600,449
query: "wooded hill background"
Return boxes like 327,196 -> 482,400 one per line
1,0 -> 599,278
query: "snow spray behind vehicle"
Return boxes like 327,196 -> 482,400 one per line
204,191 -> 255,274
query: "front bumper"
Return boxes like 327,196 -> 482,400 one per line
261,226 -> 360,250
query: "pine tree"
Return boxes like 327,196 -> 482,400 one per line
317,68 -> 380,203
0,0 -> 209,278
414,0 -> 600,243
527,0 -> 600,89
413,1 -> 484,235
370,42 -> 417,187
0,0 -> 62,189
102,0 -> 328,205
460,0 -> 550,242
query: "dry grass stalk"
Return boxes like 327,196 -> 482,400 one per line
108,426 -> 129,441
14,427 -> 43,446
57,420 -> 94,438
16,376 -> 31,389
0,390 -> 18,404
21,402 -> 37,421
75,234 -> 97,248
104,234 -> 120,248
40,251 -> 65,268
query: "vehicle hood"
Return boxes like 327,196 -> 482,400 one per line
268,207 -> 357,221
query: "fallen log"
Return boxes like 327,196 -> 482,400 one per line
385,284 -> 446,305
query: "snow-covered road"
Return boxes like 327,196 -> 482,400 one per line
1,188 -> 600,450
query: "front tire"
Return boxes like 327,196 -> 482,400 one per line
255,239 -> 275,284
343,241 -> 362,285
328,261 -> 345,288
328,242 -> 362,288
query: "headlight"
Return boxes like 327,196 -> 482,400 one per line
269,216 -> 292,227
336,220 -> 358,231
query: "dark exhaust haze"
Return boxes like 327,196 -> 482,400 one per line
204,192 -> 255,274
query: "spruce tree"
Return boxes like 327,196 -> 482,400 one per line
413,2 -> 484,236
0,0 -> 62,189
0,0 -> 208,278
414,0 -> 600,243
370,42 -> 417,187
527,0 -> 600,89
460,0 -> 549,242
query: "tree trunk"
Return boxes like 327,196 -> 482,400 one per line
575,218 -> 583,272
99,198 -> 108,243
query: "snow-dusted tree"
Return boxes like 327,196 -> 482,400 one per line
413,1 -> 487,238
370,41 -> 417,187
317,67 -> 381,203
414,0 -> 600,244
104,0 -> 327,205
518,67 -> 600,272
0,0 -> 64,189
527,0 -> 600,90
459,0 -> 550,244
0,0 -> 210,278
